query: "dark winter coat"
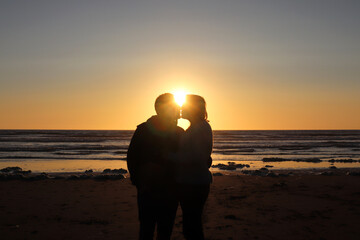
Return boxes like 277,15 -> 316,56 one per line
127,115 -> 184,191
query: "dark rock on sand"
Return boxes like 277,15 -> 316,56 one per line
67,174 -> 95,180
212,164 -> 235,170
111,168 -> 128,174
235,164 -> 250,168
94,174 -> 125,180
212,162 -> 250,170
329,166 -> 337,169
213,172 -> 223,176
0,167 -> 32,180
102,168 -> 128,174
212,164 -> 223,168
0,166 -> 23,173
241,170 -> 252,175
85,169 -> 93,174
0,167 -> 31,175
265,165 -> 274,168
221,165 -> 236,170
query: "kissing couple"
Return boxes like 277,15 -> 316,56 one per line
127,93 -> 213,240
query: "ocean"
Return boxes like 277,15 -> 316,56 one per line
0,130 -> 359,173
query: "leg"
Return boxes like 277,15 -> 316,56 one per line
156,191 -> 179,240
180,184 -> 210,240
137,190 -> 156,240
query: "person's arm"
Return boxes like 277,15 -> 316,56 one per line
127,126 -> 145,185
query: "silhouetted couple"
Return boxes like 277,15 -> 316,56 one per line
127,93 -> 213,240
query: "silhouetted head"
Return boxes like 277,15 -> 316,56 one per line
155,93 -> 180,121
181,94 -> 208,123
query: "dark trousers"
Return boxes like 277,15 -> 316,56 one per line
137,188 -> 178,240
178,184 -> 210,240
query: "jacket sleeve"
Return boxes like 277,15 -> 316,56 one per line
127,126 -> 145,185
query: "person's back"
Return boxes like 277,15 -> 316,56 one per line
127,93 -> 184,240
127,115 -> 184,192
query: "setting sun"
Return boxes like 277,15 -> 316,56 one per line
173,91 -> 187,106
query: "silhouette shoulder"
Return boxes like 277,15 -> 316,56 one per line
136,122 -> 147,130
176,126 -> 185,133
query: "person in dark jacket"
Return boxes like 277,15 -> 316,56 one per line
127,93 -> 184,240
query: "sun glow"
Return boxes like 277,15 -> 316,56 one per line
172,90 -> 190,129
173,90 -> 187,106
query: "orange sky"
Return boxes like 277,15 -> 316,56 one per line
1,62 -> 359,130
1,1 -> 359,130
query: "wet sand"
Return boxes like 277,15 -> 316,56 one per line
1,172 -> 360,240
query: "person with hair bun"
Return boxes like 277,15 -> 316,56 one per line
174,94 -> 213,240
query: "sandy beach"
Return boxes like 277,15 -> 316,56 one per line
1,170 -> 360,240
2,1 -> 360,239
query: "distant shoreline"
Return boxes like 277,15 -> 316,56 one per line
1,129 -> 360,131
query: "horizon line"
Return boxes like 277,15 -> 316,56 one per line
0,128 -> 359,131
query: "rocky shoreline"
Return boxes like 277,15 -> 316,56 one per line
2,164 -> 360,182
0,167 -> 128,181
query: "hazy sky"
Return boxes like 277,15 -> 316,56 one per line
1,0 -> 359,130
